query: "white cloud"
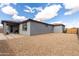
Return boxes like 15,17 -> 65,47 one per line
24,9 -> 35,13
24,5 -> 35,13
65,22 -> 76,28
64,8 -> 79,15
50,20 -> 79,28
1,5 -> 18,15
34,5 -> 62,21
0,0 -> 62,3
12,14 -> 28,21
52,20 -> 79,28
24,5 -> 43,13
0,0 -> 18,3
0,3 -> 10,8
0,3 -> 17,8
50,21 -> 77,28
63,0 -> 79,15
63,0 -> 79,9
33,7 -> 43,12
1,3 -> 27,22
25,5 -> 32,10
50,21 -> 64,24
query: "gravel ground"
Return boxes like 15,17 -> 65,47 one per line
0,33 -> 79,56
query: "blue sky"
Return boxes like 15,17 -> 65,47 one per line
0,3 -> 79,28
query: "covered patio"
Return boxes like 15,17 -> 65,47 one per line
2,20 -> 20,34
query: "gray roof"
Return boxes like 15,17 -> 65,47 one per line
1,19 -> 65,26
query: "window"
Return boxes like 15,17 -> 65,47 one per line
22,23 -> 27,31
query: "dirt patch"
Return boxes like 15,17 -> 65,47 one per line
0,33 -> 79,55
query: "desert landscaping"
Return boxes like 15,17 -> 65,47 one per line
1,3 -> 79,56
0,33 -> 79,56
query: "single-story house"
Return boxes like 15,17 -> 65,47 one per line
1,19 -> 65,35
